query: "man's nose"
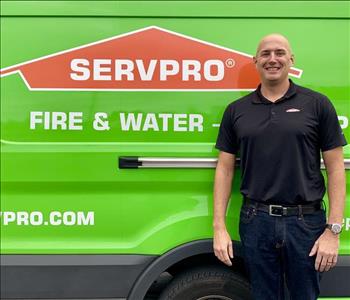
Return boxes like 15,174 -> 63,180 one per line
267,53 -> 277,63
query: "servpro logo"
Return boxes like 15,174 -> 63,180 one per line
70,59 -> 226,82
0,26 -> 302,91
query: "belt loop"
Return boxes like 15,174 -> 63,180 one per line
298,204 -> 303,219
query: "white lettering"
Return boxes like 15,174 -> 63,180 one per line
204,60 -> 224,81
70,59 -> 90,80
77,212 -> 95,225
160,60 -> 179,81
182,60 -> 201,81
174,114 -> 188,132
30,211 -> 43,226
143,113 -> 159,131
50,211 -> 62,226
3,212 -> 16,225
52,112 -> 67,130
115,60 -> 134,81
30,112 -> 83,130
339,116 -> 349,129
345,218 -> 350,231
93,59 -> 112,81
30,111 -> 43,129
17,211 -> 29,225
70,59 -> 227,82
63,211 -> 76,226
0,211 -> 95,226
120,113 -> 143,131
189,114 -> 203,132
69,112 -> 83,130
136,59 -> 157,81
119,113 -> 204,132
44,111 -> 51,130
158,114 -> 172,131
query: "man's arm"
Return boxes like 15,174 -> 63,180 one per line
213,151 -> 235,266
323,147 -> 346,225
309,146 -> 346,272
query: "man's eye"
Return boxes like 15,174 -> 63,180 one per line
276,51 -> 286,56
260,52 -> 269,57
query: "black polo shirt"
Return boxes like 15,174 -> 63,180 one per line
215,80 -> 347,205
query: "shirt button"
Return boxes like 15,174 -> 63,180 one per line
271,111 -> 276,115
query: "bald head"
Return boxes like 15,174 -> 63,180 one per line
253,33 -> 294,86
256,34 -> 293,56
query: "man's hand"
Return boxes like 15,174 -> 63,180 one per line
213,228 -> 233,266
309,229 -> 339,272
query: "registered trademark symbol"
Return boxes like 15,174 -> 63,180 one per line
225,58 -> 235,68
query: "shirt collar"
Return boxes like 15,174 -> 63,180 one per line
252,79 -> 297,104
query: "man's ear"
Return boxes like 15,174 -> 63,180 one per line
253,56 -> 257,66
290,54 -> 295,66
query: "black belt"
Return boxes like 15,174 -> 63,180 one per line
243,197 -> 322,217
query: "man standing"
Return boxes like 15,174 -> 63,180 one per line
213,34 -> 347,299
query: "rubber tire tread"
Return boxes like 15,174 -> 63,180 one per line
158,265 -> 251,300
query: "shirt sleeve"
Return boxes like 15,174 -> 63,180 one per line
318,96 -> 347,152
215,103 -> 239,154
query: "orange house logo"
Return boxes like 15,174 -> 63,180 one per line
0,26 -> 302,91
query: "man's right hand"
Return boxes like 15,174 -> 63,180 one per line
213,228 -> 234,266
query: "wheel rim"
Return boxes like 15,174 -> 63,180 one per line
196,296 -> 233,300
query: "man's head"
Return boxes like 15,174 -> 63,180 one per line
253,34 -> 294,86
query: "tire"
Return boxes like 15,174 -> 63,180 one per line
158,265 -> 252,300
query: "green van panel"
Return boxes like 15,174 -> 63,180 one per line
0,1 -> 349,298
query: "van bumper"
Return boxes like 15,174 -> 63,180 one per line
0,254 -> 156,298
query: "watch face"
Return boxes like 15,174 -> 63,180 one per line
332,224 -> 342,234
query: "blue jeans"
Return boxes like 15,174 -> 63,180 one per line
239,202 -> 326,300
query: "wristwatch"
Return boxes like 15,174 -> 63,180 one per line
325,223 -> 343,235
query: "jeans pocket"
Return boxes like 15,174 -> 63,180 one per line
240,206 -> 257,224
300,209 -> 326,230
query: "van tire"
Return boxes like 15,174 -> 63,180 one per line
158,265 -> 252,300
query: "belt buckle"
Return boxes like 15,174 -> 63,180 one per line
269,205 -> 286,216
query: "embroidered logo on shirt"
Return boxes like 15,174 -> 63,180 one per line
286,108 -> 301,112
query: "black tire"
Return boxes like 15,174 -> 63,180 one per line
158,265 -> 252,300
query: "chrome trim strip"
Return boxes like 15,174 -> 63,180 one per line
138,157 -> 217,169
140,157 -> 218,168
139,158 -> 350,169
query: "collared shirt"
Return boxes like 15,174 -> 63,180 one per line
215,80 -> 347,204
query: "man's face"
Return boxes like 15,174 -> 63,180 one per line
253,36 -> 294,84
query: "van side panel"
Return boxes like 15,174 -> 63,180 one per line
1,1 -> 349,298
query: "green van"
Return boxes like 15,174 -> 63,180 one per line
1,1 -> 349,299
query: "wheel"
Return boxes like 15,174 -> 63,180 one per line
158,265 -> 252,300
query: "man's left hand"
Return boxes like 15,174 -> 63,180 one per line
309,229 -> 339,272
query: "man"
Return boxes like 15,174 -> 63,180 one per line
213,34 -> 347,299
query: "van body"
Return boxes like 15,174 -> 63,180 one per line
1,1 -> 349,299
